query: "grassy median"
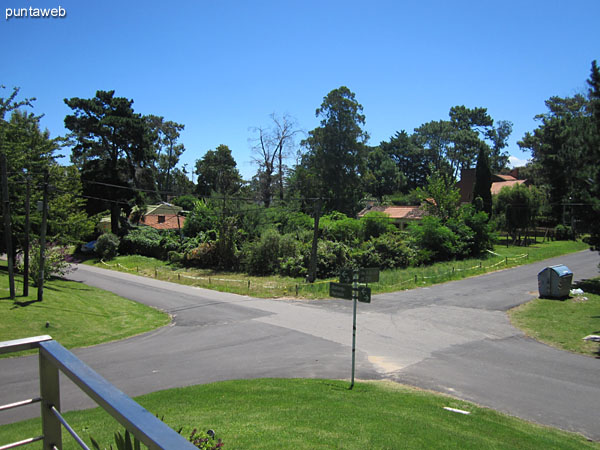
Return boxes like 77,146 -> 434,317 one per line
0,262 -> 170,358
509,277 -> 600,357
0,379 -> 597,449
84,240 -> 590,299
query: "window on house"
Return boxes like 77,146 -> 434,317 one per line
158,215 -> 165,223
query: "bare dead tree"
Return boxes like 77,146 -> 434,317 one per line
250,113 -> 300,207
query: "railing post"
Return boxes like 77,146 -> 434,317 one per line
40,349 -> 62,449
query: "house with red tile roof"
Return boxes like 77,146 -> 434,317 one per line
136,204 -> 186,231
456,168 -> 528,203
357,204 -> 425,230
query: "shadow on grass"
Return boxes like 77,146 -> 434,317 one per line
11,299 -> 42,308
574,278 -> 600,295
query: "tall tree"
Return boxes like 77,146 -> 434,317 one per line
448,105 -> 494,178
486,120 -> 512,173
518,93 -> 590,224
64,90 -> 156,234
380,130 -> 432,191
298,86 -> 368,215
195,144 -> 242,197
416,169 -> 460,222
472,146 -> 492,217
250,113 -> 299,207
362,146 -> 404,201
584,60 -> 600,249
145,115 -> 186,199
412,120 -> 454,176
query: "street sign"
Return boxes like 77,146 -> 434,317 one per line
339,267 -> 380,284
329,282 -> 371,303
339,267 -> 354,285
329,282 -> 353,300
357,286 -> 371,303
358,268 -> 379,284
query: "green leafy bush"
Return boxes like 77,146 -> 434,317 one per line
408,216 -> 458,264
18,242 -> 73,284
360,211 -> 396,240
361,232 -> 414,269
168,251 -> 184,264
185,242 -> 217,268
322,216 -> 362,244
554,224 -> 573,240
243,229 -> 282,275
95,233 -> 120,260
120,227 -> 179,260
183,200 -> 218,237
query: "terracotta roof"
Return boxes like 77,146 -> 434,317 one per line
143,204 -> 183,215
358,205 -> 424,220
491,179 -> 526,195
493,174 -> 517,182
141,214 -> 185,230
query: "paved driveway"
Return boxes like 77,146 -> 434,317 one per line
1,250 -> 598,440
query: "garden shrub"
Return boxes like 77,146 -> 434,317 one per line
94,233 -> 120,260
554,224 -> 573,240
168,251 -> 184,264
185,242 -> 217,268
361,211 -> 396,240
243,229 -> 282,275
19,242 -> 73,284
183,200 -> 218,237
120,227 -> 179,260
408,216 -> 458,264
322,216 -> 362,244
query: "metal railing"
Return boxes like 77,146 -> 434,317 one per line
0,336 -> 197,450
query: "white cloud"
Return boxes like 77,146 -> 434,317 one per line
508,155 -> 530,168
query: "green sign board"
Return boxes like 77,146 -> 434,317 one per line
357,285 -> 371,303
329,282 -> 353,300
339,267 -> 354,285
358,268 -> 379,284
329,282 -> 371,303
339,267 -> 380,284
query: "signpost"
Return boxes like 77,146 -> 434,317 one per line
329,267 -> 379,389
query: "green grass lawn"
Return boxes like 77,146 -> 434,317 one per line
0,262 -> 170,358
509,278 -> 600,357
0,379 -> 596,449
84,240 -> 590,299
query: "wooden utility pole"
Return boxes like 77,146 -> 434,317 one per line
37,170 -> 49,302
307,198 -> 322,283
0,152 -> 15,299
23,174 -> 30,296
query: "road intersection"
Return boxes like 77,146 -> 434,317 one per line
1,250 -> 598,440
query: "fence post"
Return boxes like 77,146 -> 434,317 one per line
40,349 -> 62,449
247,280 -> 251,292
414,275 -> 418,283
295,284 -> 299,297
505,257 -> 508,266
155,268 -> 158,278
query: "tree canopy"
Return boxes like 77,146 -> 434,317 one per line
64,90 -> 157,233
195,144 -> 242,197
297,86 -> 369,215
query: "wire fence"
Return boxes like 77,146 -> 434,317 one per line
98,251 -> 529,298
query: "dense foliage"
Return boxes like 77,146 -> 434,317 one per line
4,61 -> 600,289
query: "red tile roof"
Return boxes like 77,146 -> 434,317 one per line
140,214 -> 185,230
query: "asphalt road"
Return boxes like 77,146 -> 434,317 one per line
1,250 -> 599,441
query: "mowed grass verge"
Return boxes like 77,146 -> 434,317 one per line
0,262 -> 170,358
509,278 -> 600,357
0,379 -> 597,449
84,240 -> 590,299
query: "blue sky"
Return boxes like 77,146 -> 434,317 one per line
3,0 -> 599,180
